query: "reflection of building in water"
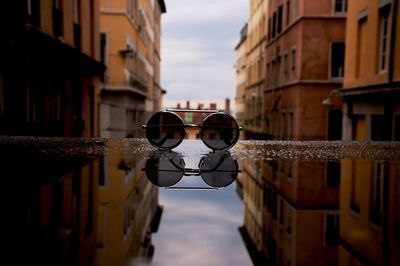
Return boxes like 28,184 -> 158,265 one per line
340,160 -> 400,265
239,157 -> 340,265
1,1 -> 103,264
99,0 -> 166,138
96,142 -> 162,265
3,151 -> 99,266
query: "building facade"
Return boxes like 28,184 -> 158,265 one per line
340,0 -> 400,265
235,23 -> 248,132
99,0 -> 166,138
0,0 -> 104,137
1,1 -> 104,265
265,0 -> 345,141
244,0 -> 268,139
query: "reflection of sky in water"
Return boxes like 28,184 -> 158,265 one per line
152,183 -> 251,266
150,141 -> 252,266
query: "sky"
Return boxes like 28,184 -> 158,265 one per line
160,0 -> 249,111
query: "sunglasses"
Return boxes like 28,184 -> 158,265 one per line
143,109 -> 242,151
144,151 -> 240,189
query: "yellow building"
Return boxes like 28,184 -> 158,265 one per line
340,159 -> 400,265
97,140 -> 162,265
244,0 -> 268,139
99,0 -> 166,138
97,1 -> 166,263
235,23 -> 248,131
341,0 -> 400,141
339,1 -> 400,263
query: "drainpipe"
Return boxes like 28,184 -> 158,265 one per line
389,0 -> 398,82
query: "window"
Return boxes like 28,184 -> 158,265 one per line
293,0 -> 298,18
278,5 -> 283,34
52,0 -> 63,37
272,12 -> 277,38
291,48 -> 296,80
279,199 -> 285,225
280,111 -> 286,139
334,0 -> 348,13
72,0 -> 80,23
100,33 -> 107,65
286,206 -> 292,236
326,161 -> 340,186
286,1 -> 290,26
272,190 -> 278,220
276,55 -> 281,86
325,213 -> 339,246
370,162 -> 385,227
328,109 -> 343,140
378,7 -> 390,72
371,114 -> 391,141
266,63 -> 271,87
356,17 -> 367,77
395,115 -> 400,141
284,52 -> 288,81
331,42 -> 345,78
268,17 -> 272,40
127,0 -> 137,19
99,157 -> 106,186
288,111 -> 293,139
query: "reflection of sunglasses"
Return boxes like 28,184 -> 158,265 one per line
142,109 -> 242,151
144,151 -> 241,189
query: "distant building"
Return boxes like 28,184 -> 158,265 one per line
340,0 -> 400,265
172,100 -> 232,140
244,0 -> 268,139
99,0 -> 166,138
235,23 -> 248,133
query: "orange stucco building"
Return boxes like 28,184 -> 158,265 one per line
339,0 -> 400,265
99,0 -> 166,138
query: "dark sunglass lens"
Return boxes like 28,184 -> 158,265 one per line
201,113 -> 239,150
200,152 -> 238,188
146,112 -> 185,149
145,156 -> 184,187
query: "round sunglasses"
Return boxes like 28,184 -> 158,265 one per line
143,109 -> 242,151
144,151 -> 240,189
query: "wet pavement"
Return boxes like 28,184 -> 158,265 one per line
1,136 -> 399,265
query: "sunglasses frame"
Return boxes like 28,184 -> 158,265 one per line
143,109 -> 243,151
143,151 -> 241,189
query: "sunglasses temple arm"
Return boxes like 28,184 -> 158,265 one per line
164,186 -> 219,190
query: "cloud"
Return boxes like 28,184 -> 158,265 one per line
163,0 -> 249,25
160,0 -> 248,109
151,187 -> 252,266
